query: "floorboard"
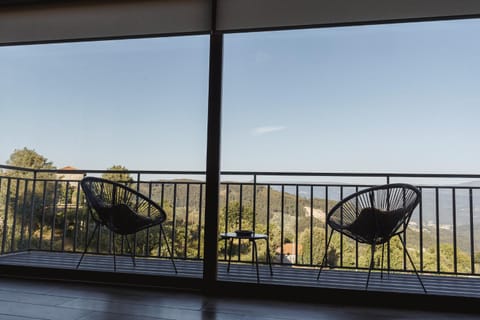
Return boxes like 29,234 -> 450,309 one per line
0,277 -> 478,320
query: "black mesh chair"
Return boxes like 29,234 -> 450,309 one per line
77,176 -> 177,273
317,183 -> 426,292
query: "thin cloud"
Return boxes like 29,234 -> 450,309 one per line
251,126 -> 287,136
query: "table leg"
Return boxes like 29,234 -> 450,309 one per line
227,238 -> 234,273
252,240 -> 260,283
266,238 -> 273,275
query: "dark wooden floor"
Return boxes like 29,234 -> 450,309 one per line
0,276 -> 479,320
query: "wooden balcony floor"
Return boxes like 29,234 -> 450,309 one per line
1,250 -> 480,313
2,276 -> 480,320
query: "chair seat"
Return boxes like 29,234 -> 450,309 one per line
100,204 -> 158,235
342,207 -> 405,244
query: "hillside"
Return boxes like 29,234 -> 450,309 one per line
137,180 -> 479,259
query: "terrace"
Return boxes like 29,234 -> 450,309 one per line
1,165 -> 480,312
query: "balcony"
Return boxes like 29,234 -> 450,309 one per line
1,164 -> 480,311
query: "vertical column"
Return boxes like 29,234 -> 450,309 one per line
203,0 -> 223,290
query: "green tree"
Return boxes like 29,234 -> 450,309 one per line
219,201 -> 254,232
102,165 -> 133,183
300,227 -> 326,265
475,252 -> 480,264
1,148 -> 57,251
5,147 -> 56,178
423,243 -> 472,273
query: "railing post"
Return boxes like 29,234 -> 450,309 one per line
386,175 -> 391,271
253,174 -> 257,232
469,188 -> 475,274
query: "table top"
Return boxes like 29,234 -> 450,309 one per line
220,232 -> 268,240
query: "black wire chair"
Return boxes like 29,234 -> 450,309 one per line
77,176 -> 177,273
317,183 -> 426,293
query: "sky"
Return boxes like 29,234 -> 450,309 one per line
1,18 -> 480,175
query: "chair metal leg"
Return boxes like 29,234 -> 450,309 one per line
398,234 -> 427,293
380,243 -> 385,280
317,229 -> 334,280
125,235 -> 136,267
365,243 -> 376,290
76,223 -> 99,269
160,225 -> 177,273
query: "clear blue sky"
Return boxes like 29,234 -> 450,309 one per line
1,18 -> 480,173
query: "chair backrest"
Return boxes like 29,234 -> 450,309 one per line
327,183 -> 421,244
80,176 -> 167,233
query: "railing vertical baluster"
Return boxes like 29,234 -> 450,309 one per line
238,183 -> 243,230
147,182 -> 153,257
172,183 -> 177,258
51,181 -> 58,251
97,182 -> 104,255
73,179 -> 81,253
20,179 -> 29,249
134,173 -> 141,258
253,176 -> 257,262
184,183 -> 190,259
387,235 -> 391,271
419,186 -> 424,272
435,187 -> 440,273
309,185 -> 313,266
325,186 -> 329,266
387,177 -> 392,271
340,186 -> 343,267
452,188 -> 457,274
355,186 -> 359,269
280,185 -> 285,264
469,188 -> 475,274
238,184 -> 243,262
253,175 -> 257,234
197,183 -> 203,259
2,178 -> 11,254
295,184 -> 299,265
39,181 -> 47,250
28,171 -> 37,250
83,183 -> 91,254
267,184 -> 271,262
158,182 -> 165,257
402,186 -> 406,271
224,184 -> 229,260
61,181 -> 69,252
11,179 -> 20,252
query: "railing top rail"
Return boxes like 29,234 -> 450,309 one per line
2,164 -> 480,179
222,171 -> 480,179
0,164 -> 36,172
0,165 -> 205,175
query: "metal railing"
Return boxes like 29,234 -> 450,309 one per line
1,164 -> 480,276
